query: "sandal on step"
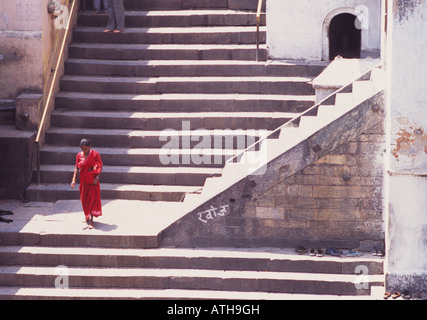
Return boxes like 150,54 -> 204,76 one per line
383,292 -> 392,299
371,247 -> 378,256
392,291 -> 401,299
402,291 -> 411,300
296,245 -> 308,255
343,249 -> 363,257
325,247 -> 342,256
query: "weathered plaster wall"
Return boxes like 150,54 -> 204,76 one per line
385,0 -> 427,292
0,0 -> 71,102
267,0 -> 382,61
0,0 -> 44,98
0,0 -> 76,198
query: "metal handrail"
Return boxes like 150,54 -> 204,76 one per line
226,64 -> 382,165
35,0 -> 78,185
256,0 -> 263,61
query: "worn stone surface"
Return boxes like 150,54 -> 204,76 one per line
159,93 -> 386,250
0,126 -> 35,199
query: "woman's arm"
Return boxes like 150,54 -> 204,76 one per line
93,163 -> 102,184
71,167 -> 78,189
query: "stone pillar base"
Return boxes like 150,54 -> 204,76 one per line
15,93 -> 44,131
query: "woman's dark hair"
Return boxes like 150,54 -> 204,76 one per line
80,138 -> 91,147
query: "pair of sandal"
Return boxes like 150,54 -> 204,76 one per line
371,247 -> 385,256
295,246 -> 324,257
323,247 -> 364,257
384,290 -> 411,300
309,248 -> 324,257
103,29 -> 125,33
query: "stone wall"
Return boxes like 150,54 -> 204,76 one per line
245,122 -> 385,250
159,93 -> 386,250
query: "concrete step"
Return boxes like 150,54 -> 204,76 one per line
0,286 -> 384,300
64,59 -> 326,78
68,43 -> 268,61
0,246 -> 384,275
77,10 -> 266,28
54,92 -> 314,113
0,265 -> 383,295
120,0 -> 264,11
0,232 -> 159,250
50,110 -> 297,131
0,100 -> 15,125
26,183 -> 200,202
73,26 -> 266,45
38,144 -> 237,167
60,75 -> 314,96
33,165 -> 222,186
44,127 -> 266,148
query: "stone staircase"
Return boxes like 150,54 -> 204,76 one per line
6,1 -> 388,300
0,65 -> 386,299
0,244 -> 384,299
25,2 -> 325,202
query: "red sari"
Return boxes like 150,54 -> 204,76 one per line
76,149 -> 103,220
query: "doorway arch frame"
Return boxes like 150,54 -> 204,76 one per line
322,7 -> 369,61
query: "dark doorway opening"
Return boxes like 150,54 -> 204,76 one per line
329,13 -> 361,60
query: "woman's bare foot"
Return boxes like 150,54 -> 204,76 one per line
88,215 -> 94,229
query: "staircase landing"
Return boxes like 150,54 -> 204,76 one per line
0,199 -> 183,248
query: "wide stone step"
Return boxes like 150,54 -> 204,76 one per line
77,10 -> 266,28
59,75 -> 314,95
39,145 -> 237,167
68,43 -> 268,61
64,59 -> 326,78
26,183 -> 200,202
0,265 -> 383,295
50,110 -> 297,131
0,100 -> 15,125
33,165 -> 222,186
0,286 -> 383,300
121,0 -> 263,11
72,26 -> 266,45
45,127 -> 266,148
54,92 -> 313,113
0,246 -> 384,275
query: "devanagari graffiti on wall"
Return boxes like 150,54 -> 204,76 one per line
197,204 -> 230,224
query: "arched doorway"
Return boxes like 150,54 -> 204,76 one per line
328,13 -> 361,60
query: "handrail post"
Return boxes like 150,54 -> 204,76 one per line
256,18 -> 260,61
256,0 -> 263,62
36,141 -> 41,185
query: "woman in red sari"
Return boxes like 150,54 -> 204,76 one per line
70,139 -> 103,229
